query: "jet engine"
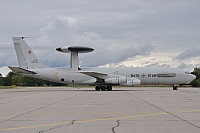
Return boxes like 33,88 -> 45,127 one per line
105,76 -> 127,85
125,78 -> 141,86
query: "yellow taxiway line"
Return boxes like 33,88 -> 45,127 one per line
0,110 -> 199,131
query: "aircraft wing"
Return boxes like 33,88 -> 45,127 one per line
79,71 -> 109,83
79,71 -> 108,79
8,66 -> 37,75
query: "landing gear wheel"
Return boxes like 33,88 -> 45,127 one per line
107,86 -> 112,91
173,86 -> 178,90
95,86 -> 101,91
101,86 -> 106,91
95,85 -> 113,91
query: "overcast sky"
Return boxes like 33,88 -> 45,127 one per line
0,0 -> 200,71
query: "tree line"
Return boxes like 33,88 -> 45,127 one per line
0,68 -> 200,87
0,72 -> 65,86
190,68 -> 200,87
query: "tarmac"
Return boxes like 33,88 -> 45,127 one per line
0,86 -> 199,133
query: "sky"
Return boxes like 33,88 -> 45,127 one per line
0,0 -> 200,74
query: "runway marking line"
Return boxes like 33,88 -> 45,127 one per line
0,110 -> 199,131
1,109 -> 200,116
181,110 -> 200,113
0,111 -> 127,116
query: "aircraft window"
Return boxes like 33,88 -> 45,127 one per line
157,73 -> 176,77
185,72 -> 190,74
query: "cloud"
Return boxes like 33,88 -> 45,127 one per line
0,0 -> 200,71
177,63 -> 194,70
37,17 -> 154,67
0,44 -> 17,67
39,17 -> 78,46
176,62 -> 200,72
175,46 -> 200,60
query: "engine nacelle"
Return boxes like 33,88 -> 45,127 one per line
125,78 -> 141,86
105,76 -> 127,85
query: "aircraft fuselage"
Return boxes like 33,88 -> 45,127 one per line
26,67 -> 195,86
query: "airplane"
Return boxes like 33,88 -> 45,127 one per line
9,37 -> 196,91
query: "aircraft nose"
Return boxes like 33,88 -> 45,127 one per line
190,74 -> 196,81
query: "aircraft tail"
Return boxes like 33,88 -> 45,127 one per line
12,37 -> 47,69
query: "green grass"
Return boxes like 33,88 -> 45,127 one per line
67,84 -> 93,88
0,86 -> 15,89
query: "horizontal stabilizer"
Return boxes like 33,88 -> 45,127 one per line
8,66 -> 37,75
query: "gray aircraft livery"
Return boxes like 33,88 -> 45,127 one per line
9,37 -> 196,90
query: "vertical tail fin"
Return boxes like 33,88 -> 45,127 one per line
12,37 -> 46,69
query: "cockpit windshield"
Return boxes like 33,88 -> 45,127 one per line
185,72 -> 190,74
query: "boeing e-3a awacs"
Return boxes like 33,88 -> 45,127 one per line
9,37 -> 196,90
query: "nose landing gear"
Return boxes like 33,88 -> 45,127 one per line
95,85 -> 113,91
173,84 -> 179,90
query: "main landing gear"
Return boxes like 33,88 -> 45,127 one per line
95,85 -> 112,91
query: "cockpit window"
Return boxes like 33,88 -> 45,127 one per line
157,73 -> 176,77
185,72 -> 190,74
